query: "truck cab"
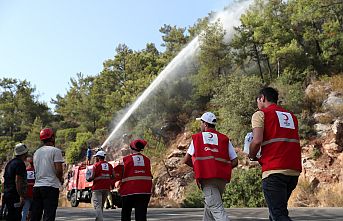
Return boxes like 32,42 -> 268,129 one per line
66,161 -> 123,207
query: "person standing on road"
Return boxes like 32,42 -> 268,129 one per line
3,143 -> 28,221
86,145 -> 93,165
183,112 -> 238,221
21,156 -> 35,221
248,87 -> 302,221
31,128 -> 64,221
120,139 -> 152,221
88,150 -> 115,221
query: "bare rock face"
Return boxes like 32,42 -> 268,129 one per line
151,132 -> 193,207
322,92 -> 343,112
302,118 -> 343,189
333,120 -> 343,150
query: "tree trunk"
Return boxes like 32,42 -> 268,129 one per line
253,43 -> 264,82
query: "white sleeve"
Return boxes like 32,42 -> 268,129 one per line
228,141 -> 237,160
187,140 -> 195,156
53,148 -> 65,163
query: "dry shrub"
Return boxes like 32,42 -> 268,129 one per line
331,104 -> 343,118
149,197 -> 180,208
305,81 -> 330,109
289,177 -> 318,207
330,74 -> 343,93
316,183 -> 343,207
315,113 -> 334,124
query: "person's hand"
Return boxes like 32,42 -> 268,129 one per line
20,196 -> 25,207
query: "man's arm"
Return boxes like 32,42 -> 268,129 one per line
231,158 -> 238,168
15,175 -> 27,205
54,162 -> 64,184
182,153 -> 193,167
249,127 -> 264,160
15,175 -> 27,197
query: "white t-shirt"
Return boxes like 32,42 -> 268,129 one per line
187,140 -> 237,160
33,145 -> 64,188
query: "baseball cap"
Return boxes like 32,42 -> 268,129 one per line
196,112 -> 217,125
14,143 -> 29,156
130,139 -> 147,151
94,150 -> 106,157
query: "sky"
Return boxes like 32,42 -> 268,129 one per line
0,0 -> 231,108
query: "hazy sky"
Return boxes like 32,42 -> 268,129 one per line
0,0 -> 231,108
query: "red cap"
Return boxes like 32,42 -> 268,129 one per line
40,128 -> 54,141
130,139 -> 147,151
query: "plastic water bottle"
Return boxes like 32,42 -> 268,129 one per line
243,132 -> 261,158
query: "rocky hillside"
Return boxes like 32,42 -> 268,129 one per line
151,81 -> 343,207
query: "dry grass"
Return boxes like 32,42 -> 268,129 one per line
329,74 -> 343,93
289,176 -> 343,207
316,183 -> 343,207
289,177 -> 318,207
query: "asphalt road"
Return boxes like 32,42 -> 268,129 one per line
56,207 -> 343,221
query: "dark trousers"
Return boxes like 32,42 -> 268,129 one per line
31,187 -> 59,221
3,195 -> 21,221
262,174 -> 298,221
121,194 -> 151,221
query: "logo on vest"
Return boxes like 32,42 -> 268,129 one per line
134,170 -> 146,174
202,132 -> 218,145
27,171 -> 35,180
132,155 -> 145,166
276,111 -> 295,129
204,146 -> 219,152
101,163 -> 109,171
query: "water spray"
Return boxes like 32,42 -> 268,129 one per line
101,0 -> 252,149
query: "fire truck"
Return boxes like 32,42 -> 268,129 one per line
66,161 -> 123,207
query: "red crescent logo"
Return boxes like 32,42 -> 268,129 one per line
282,113 -> 289,121
208,133 -> 213,138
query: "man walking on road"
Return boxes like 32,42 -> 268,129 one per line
88,150 -> 115,221
3,143 -> 28,221
249,87 -> 302,221
31,128 -> 64,221
183,112 -> 238,221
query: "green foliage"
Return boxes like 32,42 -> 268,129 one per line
182,182 -> 204,208
311,146 -> 322,160
0,137 -> 15,162
137,128 -> 166,162
65,132 -> 92,164
24,117 -> 43,153
223,168 -> 266,208
0,78 -> 52,140
272,79 -> 305,114
211,75 -> 263,144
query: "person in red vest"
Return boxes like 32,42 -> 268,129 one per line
21,156 -> 35,221
120,139 -> 152,221
249,87 -> 302,221
88,150 -> 114,221
183,112 -> 238,221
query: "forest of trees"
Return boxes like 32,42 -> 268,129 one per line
1,0 -> 342,165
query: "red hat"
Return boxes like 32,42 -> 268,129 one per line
130,139 -> 147,151
40,128 -> 54,141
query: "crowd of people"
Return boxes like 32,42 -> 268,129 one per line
0,86 -> 302,221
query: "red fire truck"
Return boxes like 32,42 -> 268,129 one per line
66,161 -> 123,207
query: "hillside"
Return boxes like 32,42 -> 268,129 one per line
150,79 -> 343,207
0,0 -> 342,208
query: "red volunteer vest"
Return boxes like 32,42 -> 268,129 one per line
258,104 -> 302,172
192,129 -> 232,182
26,166 -> 35,198
92,160 -> 114,191
119,153 -> 152,196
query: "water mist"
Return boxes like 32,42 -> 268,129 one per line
101,0 -> 252,150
